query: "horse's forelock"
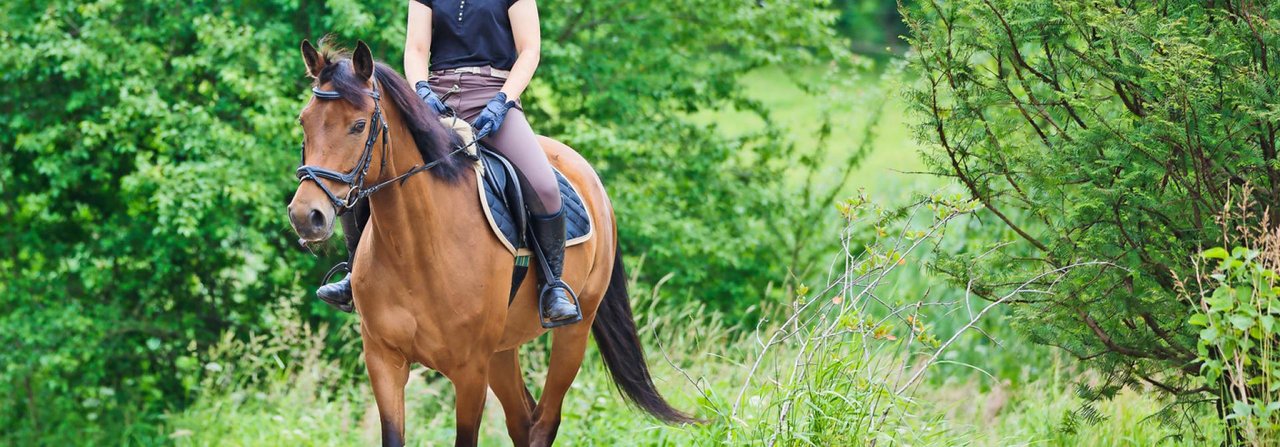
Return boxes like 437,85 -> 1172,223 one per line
315,60 -> 371,108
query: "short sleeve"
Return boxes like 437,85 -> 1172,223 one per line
414,0 -> 432,7
508,0 -> 521,7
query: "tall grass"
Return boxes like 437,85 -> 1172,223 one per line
162,191 -> 1222,446
166,297 -> 367,446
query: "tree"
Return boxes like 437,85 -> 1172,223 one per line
1,1 -> 857,442
906,0 -> 1278,434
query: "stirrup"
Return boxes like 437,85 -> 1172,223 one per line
538,281 -> 582,329
322,261 -> 350,284
317,261 -> 354,313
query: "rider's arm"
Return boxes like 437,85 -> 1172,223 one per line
404,1 -> 433,85
501,0 -> 540,101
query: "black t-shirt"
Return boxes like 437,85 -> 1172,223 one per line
415,0 -> 521,71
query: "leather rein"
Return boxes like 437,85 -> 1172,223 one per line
296,79 -> 474,215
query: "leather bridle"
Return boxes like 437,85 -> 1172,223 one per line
296,79 -> 470,215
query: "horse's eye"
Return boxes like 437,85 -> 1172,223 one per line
349,120 -> 367,135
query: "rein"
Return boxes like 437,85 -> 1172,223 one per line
296,80 -> 478,214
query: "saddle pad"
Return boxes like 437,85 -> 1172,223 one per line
476,150 -> 593,256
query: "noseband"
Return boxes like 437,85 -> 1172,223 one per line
296,80 -> 469,214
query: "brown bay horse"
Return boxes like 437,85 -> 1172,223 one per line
284,40 -> 691,446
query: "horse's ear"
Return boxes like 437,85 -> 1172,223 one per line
301,39 -> 326,78
353,40 -> 375,83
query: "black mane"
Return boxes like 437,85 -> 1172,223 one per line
315,56 -> 467,183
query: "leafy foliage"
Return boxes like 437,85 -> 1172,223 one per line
1191,245 -> 1280,444
1,2 -> 317,442
0,0 -> 862,443
531,0 -> 862,309
906,0 -> 1279,404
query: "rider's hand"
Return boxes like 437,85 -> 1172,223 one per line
472,92 -> 516,138
415,81 -> 448,115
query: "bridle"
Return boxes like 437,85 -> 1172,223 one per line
296,78 -> 473,215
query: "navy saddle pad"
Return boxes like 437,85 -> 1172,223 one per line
477,148 -> 593,254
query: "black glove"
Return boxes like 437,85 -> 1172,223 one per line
472,92 -> 516,138
414,80 -> 447,115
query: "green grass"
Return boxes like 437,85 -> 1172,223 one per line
166,294 -> 1217,446
925,352 -> 1222,446
695,66 -> 930,202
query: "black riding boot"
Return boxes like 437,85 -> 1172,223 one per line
530,209 -> 581,327
316,210 -> 362,313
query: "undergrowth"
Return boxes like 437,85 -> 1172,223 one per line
164,194 -> 1224,446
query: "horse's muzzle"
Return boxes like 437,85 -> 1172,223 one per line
287,201 -> 336,243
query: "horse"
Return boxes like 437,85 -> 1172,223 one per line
284,40 -> 693,446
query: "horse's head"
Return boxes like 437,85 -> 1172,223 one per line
287,40 -> 384,243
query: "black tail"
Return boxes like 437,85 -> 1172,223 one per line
591,244 -> 697,424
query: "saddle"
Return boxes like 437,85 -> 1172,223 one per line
441,118 -> 594,302
475,149 -> 594,255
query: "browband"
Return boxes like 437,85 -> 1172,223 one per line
312,87 -> 380,100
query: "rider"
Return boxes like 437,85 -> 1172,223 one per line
315,0 -> 581,326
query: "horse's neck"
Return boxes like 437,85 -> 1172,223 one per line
364,110 -> 471,264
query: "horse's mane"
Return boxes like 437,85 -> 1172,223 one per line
314,46 -> 467,184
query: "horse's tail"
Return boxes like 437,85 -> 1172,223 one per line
591,243 -> 697,424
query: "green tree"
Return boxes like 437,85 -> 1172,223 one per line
532,0 -> 860,310
1,1 -> 330,442
907,0 -> 1278,435
1,1 -> 858,443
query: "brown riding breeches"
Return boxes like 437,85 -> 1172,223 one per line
428,71 -> 563,215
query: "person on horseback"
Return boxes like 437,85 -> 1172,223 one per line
315,0 -> 581,326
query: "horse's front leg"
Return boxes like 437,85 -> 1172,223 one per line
448,362 -> 491,447
366,348 -> 410,447
488,349 -> 535,446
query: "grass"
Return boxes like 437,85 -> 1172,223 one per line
694,65 -> 929,203
163,68 -> 1223,446
927,353 -> 1222,446
166,284 -> 1217,446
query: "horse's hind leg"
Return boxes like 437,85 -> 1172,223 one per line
530,324 -> 592,447
448,362 -> 490,447
366,349 -> 410,447
489,349 -> 535,446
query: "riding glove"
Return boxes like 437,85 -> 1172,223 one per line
414,81 -> 448,115
472,92 -> 516,138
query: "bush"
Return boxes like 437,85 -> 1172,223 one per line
906,0 -> 1279,414
1,3 -> 320,442
532,0 -> 868,314
1,0 -> 866,442
1189,242 -> 1280,444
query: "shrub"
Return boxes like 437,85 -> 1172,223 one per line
906,0 -> 1279,416
1,3 -> 318,443
1172,188 -> 1279,442
1,0 -> 865,442
1188,235 -> 1280,444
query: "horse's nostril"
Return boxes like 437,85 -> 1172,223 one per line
309,209 -> 326,229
